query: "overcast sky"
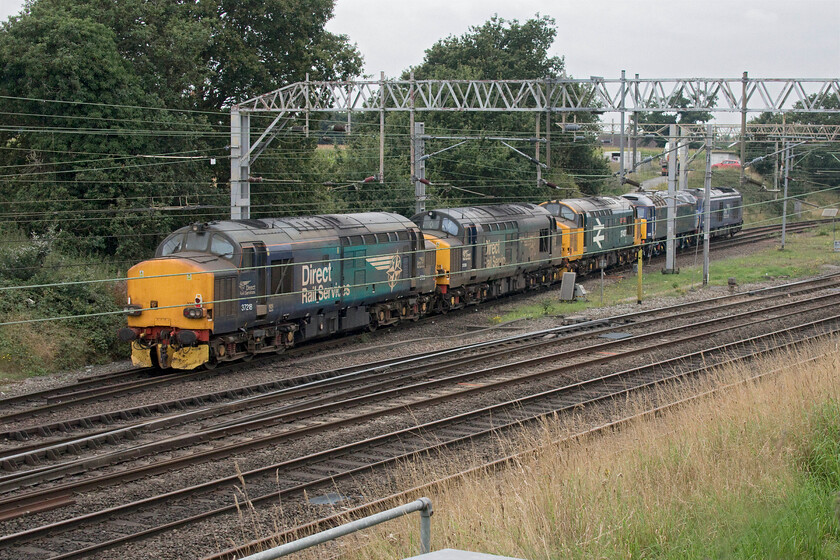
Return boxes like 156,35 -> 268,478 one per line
1,0 -> 837,82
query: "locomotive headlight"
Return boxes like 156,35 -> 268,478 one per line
183,307 -> 205,319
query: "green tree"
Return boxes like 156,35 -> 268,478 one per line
408,15 -> 609,201
746,95 -> 840,190
0,9 -> 221,259
339,14 -> 611,213
0,0 -> 364,259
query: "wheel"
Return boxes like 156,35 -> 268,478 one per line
203,358 -> 218,370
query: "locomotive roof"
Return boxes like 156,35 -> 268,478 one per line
412,203 -> 551,225
545,196 -> 632,215
687,187 -> 742,201
193,212 -> 416,244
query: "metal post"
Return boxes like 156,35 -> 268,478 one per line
678,125 -> 689,191
545,110 -> 551,169
409,71 -> 416,197
664,124 -> 678,273
230,106 -> 251,220
240,498 -> 434,560
600,261 -> 604,305
304,73 -> 310,137
414,122 -> 425,214
420,500 -> 432,554
535,112 -> 541,188
632,74 -> 639,173
379,71 -> 385,183
703,124 -> 713,285
637,248 -> 643,304
740,71 -> 748,186
230,106 -> 241,220
781,140 -> 790,249
619,70 -> 626,184
240,112 -> 250,219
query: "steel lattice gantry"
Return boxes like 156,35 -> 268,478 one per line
230,74 -> 840,218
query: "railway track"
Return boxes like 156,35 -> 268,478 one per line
2,273 -> 838,468
0,217 -> 820,429
0,275 -> 838,559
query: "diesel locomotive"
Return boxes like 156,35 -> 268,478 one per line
119,189 -> 741,370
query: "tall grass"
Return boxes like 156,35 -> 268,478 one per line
304,338 -> 840,559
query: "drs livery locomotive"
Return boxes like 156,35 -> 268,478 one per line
119,189 -> 742,370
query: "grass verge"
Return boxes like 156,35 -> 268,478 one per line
320,338 -> 840,560
499,227 -> 840,322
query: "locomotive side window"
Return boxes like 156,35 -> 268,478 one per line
210,235 -> 235,259
241,247 -> 254,269
271,259 -> 293,294
441,218 -> 459,237
539,228 -> 550,252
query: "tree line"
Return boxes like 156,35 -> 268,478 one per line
0,4 -> 618,262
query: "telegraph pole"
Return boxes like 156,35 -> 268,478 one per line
379,71 -> 385,183
414,122 -> 426,214
703,124 -> 713,285
678,126 -> 689,191
535,112 -> 541,189
619,70 -> 627,184
740,71 -> 748,186
664,124 -> 678,274
781,140 -> 791,249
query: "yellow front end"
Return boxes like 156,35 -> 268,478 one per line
635,218 -> 647,246
125,258 -> 214,369
556,221 -> 584,261
422,233 -> 452,287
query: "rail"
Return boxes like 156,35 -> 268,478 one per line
239,497 -> 433,560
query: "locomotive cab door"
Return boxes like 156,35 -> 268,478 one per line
238,242 -> 267,324
466,224 -> 478,280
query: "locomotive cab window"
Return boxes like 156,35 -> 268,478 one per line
183,231 -> 209,253
158,230 -> 214,256
159,234 -> 183,256
558,205 -> 578,224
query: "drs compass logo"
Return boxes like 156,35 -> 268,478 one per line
366,254 -> 402,290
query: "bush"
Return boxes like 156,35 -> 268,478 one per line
0,235 -> 128,378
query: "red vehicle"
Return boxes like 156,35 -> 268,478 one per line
712,159 -> 741,169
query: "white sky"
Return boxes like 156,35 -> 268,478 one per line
0,0 -> 837,106
323,0 -> 840,80
1,0 -> 837,80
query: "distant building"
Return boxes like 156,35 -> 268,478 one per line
710,151 -> 739,166
602,150 -> 642,168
